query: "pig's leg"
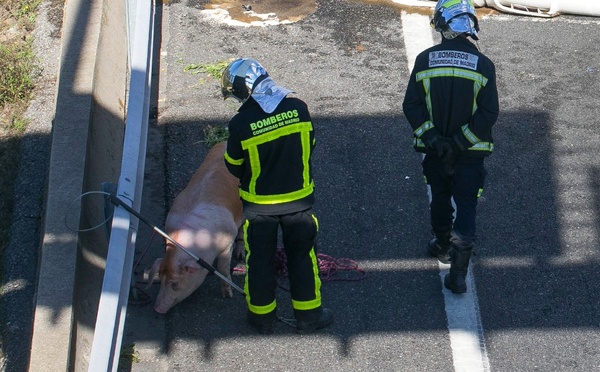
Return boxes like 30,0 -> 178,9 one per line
146,258 -> 162,289
217,242 -> 234,298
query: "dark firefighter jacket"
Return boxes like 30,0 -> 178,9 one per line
403,36 -> 499,157
224,96 -> 316,215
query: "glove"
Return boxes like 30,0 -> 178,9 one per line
441,137 -> 461,175
431,139 -> 452,160
431,138 -> 460,176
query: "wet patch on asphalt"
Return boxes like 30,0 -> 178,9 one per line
198,0 -> 497,26
201,0 -> 318,25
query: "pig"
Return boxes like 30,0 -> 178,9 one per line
148,141 -> 244,313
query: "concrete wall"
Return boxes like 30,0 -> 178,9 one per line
29,0 -> 128,370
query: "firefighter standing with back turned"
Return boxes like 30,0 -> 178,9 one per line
221,58 -> 334,334
402,0 -> 499,294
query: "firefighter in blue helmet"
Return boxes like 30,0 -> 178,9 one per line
221,58 -> 333,334
402,0 -> 499,294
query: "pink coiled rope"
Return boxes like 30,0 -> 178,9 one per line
273,245 -> 367,290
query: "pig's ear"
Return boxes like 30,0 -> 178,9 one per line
182,260 -> 202,275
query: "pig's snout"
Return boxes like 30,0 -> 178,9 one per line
154,298 -> 176,314
154,304 -> 169,314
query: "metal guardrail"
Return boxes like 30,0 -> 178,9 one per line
88,0 -> 154,370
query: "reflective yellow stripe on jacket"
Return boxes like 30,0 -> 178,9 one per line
414,67 -> 493,153
240,121 -> 313,204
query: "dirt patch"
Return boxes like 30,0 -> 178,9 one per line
47,0 -> 65,38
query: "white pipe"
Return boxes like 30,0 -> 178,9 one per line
482,0 -> 600,17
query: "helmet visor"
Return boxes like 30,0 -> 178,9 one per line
221,68 -> 235,100
444,14 -> 478,39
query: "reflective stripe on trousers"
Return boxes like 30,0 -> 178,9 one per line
243,209 -> 321,315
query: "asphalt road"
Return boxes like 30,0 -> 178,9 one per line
115,1 -> 600,371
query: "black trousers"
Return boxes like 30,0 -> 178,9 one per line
243,209 -> 322,320
422,154 -> 487,247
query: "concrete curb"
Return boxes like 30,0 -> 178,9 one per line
28,0 -> 102,370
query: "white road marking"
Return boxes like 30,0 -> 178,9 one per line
401,10 -> 491,372
352,256 -> 545,271
401,11 -> 434,72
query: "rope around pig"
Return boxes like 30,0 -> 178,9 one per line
134,236 -> 367,306
65,191 -> 366,308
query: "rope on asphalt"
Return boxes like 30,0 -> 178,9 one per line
233,245 -> 367,290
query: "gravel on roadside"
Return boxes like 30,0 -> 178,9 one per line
0,1 -> 62,370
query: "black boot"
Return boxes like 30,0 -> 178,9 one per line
296,308 -> 334,335
427,229 -> 452,264
247,310 -> 276,335
428,238 -> 451,264
444,247 -> 472,294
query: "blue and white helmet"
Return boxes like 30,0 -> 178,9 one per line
431,0 -> 479,40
